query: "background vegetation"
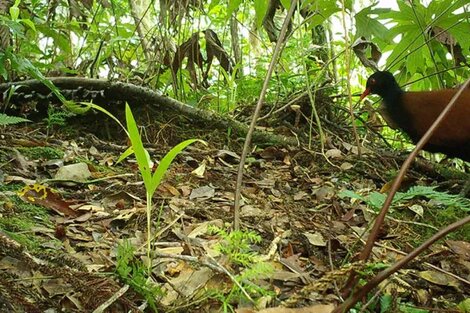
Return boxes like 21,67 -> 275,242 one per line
2,0 -> 469,122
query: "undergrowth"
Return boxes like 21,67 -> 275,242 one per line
115,240 -> 163,311
340,186 -> 470,245
207,226 -> 275,312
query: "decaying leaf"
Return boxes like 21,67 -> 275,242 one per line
429,26 -> 467,66
352,37 -> 381,71
172,29 -> 234,89
18,184 -> 79,217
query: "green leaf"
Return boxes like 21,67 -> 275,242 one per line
37,26 -> 71,53
386,29 -> 418,70
125,103 -> 205,196
406,29 -> 427,74
308,0 -> 341,26
63,100 -> 90,115
343,0 -> 353,12
6,50 -> 67,104
437,17 -> 470,51
254,0 -> 268,28
150,138 -> 206,195
9,6 -> 19,20
368,192 -> 387,210
338,190 -> 367,202
19,18 -> 36,32
0,113 -> 31,125
355,6 -> 392,42
430,0 -> 469,24
457,298 -> 470,313
227,0 -> 242,18
0,53 -> 7,80
80,102 -> 127,134
125,103 -> 153,191
280,0 -> 290,10
209,0 -> 221,12
380,294 -> 393,313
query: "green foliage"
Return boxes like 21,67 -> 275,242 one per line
423,206 -> 470,241
80,102 -> 204,309
211,261 -> 275,312
43,107 -> 75,130
0,192 -> 51,250
126,103 -> 204,196
253,0 -> 268,28
0,113 -> 30,125
355,0 -> 470,88
355,6 -> 392,45
339,186 -> 470,212
340,186 -> 470,243
380,294 -> 393,313
457,298 -> 470,313
115,240 -> 163,311
207,226 -> 274,312
5,49 -> 68,104
208,225 -> 262,267
399,304 -> 430,313
18,146 -> 64,160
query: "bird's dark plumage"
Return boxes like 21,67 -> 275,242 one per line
361,71 -> 470,162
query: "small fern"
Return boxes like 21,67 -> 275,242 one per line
115,240 -> 163,311
339,186 -> 470,212
207,226 -> 274,311
208,225 -> 262,267
0,113 -> 30,125
44,107 -> 74,129
397,186 -> 469,209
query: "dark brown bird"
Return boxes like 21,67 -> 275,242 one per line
360,71 -> 470,162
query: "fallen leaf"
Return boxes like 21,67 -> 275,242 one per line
190,185 -> 215,200
304,232 -> 327,247
418,270 -> 460,288
325,149 -> 342,159
191,161 -> 206,178
408,204 -> 424,217
447,240 -> 470,260
18,184 -> 79,217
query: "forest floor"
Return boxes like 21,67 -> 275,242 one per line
0,105 -> 469,313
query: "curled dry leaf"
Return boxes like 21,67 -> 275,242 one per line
429,26 -> 467,66
352,37 -> 382,71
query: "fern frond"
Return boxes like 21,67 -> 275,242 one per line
0,113 -> 30,125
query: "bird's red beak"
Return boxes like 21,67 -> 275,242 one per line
360,88 -> 370,101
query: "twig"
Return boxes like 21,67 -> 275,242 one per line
92,284 -> 130,313
334,215 -> 470,313
232,0 -> 298,230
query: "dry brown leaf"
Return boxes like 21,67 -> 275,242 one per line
189,185 -> 215,200
446,240 -> 470,260
161,182 -> 181,196
191,161 -> 206,178
418,270 -> 460,288
325,149 -> 342,159
180,185 -> 192,197
352,37 -> 381,71
304,232 -> 327,247
18,184 -> 79,217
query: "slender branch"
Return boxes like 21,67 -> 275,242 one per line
232,0 -> 298,230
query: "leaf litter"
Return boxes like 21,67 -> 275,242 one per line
0,123 -> 469,312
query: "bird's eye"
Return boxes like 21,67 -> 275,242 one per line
370,78 -> 376,85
